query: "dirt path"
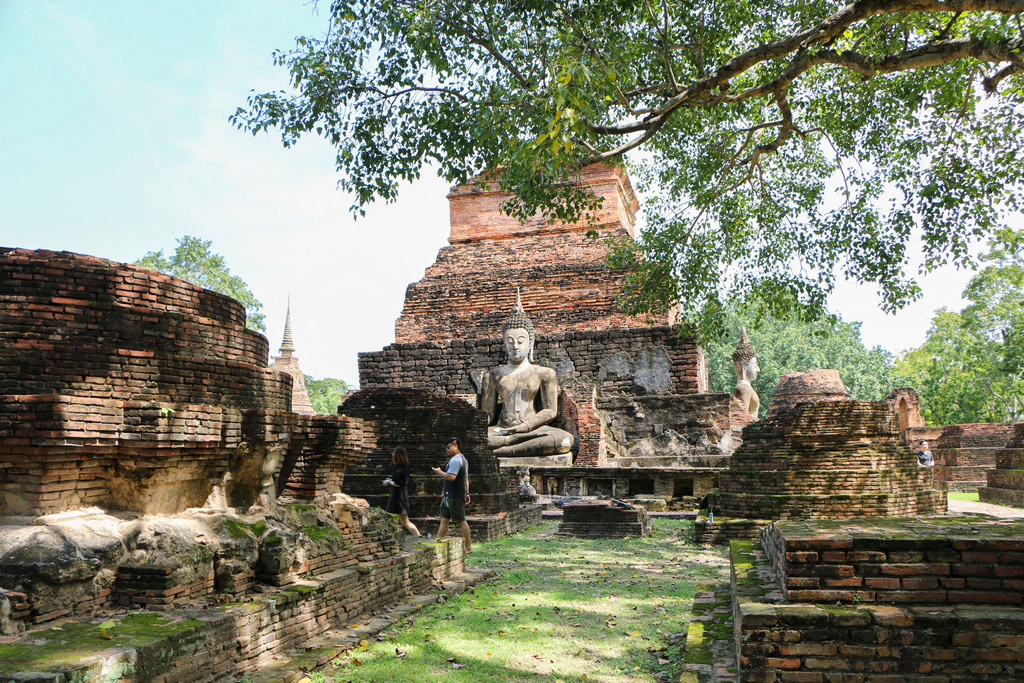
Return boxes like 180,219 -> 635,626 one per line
947,497 -> 1024,519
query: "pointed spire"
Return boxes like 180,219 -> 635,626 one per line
514,286 -> 524,313
279,296 -> 295,354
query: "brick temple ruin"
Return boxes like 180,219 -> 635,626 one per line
358,163 -> 751,507
682,370 -> 1024,682
0,247 -> 473,681
3,162 -> 1024,682
696,369 -> 947,544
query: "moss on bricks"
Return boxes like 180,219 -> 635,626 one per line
223,518 -> 253,540
303,524 -> 341,542
0,613 -> 205,676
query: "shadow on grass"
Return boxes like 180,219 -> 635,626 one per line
318,519 -> 729,682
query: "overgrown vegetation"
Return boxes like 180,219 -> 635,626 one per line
895,228 -> 1024,425
307,519 -> 728,682
305,376 -> 352,415
235,0 -> 1024,340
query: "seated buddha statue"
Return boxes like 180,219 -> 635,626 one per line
480,292 -> 574,457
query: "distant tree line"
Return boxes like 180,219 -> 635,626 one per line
707,228 -> 1023,426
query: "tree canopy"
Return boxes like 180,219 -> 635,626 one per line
894,227 -> 1024,424
704,307 -> 895,414
233,0 -> 1024,337
135,235 -> 266,332
305,375 -> 352,415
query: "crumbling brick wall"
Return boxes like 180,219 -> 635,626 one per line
394,163 -> 668,343
719,400 -> 946,521
0,247 -> 374,515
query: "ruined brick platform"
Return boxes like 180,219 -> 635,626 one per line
728,517 -> 1024,682
0,247 -> 376,516
557,499 -> 651,537
980,422 -> 1024,508
718,400 -> 944,521
763,516 -> 1024,606
0,532 -> 471,682
933,422 -> 1016,492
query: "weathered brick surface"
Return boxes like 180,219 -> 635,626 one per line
885,387 -> 924,434
338,388 -> 523,517
717,401 -> 945,522
763,518 -> 1024,606
979,422 -> 1024,508
0,247 -> 375,515
767,370 -> 850,415
557,499 -> 651,537
733,521 -> 1024,683
932,422 -> 1016,492
394,163 -> 666,343
2,537 -> 468,681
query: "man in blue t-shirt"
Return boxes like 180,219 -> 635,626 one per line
431,436 -> 472,554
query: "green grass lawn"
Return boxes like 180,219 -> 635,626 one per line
948,492 -> 980,502
310,519 -> 727,682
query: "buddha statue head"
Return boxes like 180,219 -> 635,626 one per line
732,327 -> 759,383
501,288 -> 535,364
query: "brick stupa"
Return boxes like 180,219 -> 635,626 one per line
393,163 -> 670,343
0,248 -> 372,515
696,371 -> 946,543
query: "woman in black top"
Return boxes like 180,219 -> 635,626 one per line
384,446 -> 421,536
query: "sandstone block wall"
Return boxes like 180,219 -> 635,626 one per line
359,327 -> 708,466
360,327 -> 705,396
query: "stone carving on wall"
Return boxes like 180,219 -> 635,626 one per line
480,291 -> 575,457
732,327 -> 760,419
596,346 -> 674,395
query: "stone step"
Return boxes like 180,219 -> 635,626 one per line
978,486 -> 1024,508
679,581 -> 738,682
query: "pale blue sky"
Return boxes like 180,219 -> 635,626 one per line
0,2 -> 974,384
